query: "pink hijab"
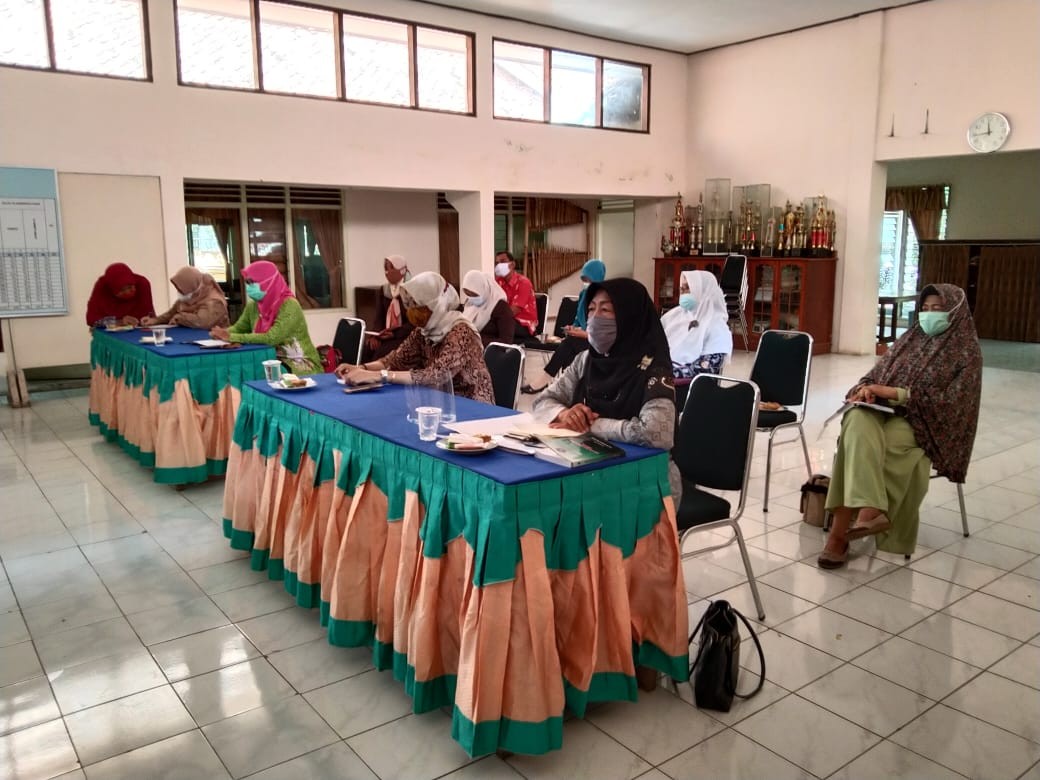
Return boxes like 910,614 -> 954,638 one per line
243,261 -> 293,333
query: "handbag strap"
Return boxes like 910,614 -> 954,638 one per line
728,607 -> 766,699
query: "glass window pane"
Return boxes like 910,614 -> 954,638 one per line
342,15 -> 409,106
493,41 -> 544,121
50,0 -> 146,78
248,208 -> 289,282
0,0 -> 49,68
176,0 -> 256,89
550,50 -> 595,126
603,60 -> 646,130
417,27 -> 469,113
259,1 -> 336,97
292,209 -> 343,309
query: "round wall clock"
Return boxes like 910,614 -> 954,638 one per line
967,112 -> 1011,153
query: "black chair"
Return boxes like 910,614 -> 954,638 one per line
483,342 -> 525,409
720,255 -> 750,352
526,295 -> 579,364
750,330 -> 813,512
534,293 -> 548,338
332,316 -> 365,365
674,374 -> 765,620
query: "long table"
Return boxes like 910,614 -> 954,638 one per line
88,327 -> 274,484
221,375 -> 689,756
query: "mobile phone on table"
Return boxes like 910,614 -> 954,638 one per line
342,383 -> 385,394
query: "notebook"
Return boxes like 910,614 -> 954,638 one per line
533,433 -> 625,468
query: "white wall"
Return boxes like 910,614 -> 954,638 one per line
597,210 -> 636,279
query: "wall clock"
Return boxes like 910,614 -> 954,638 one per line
967,112 -> 1010,153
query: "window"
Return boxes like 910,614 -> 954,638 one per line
493,39 -> 649,132
174,1 -> 474,114
0,0 -> 149,79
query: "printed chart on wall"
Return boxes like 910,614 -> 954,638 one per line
0,167 -> 68,318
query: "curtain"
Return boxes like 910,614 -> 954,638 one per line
918,243 -> 970,290
974,246 -> 1040,342
885,186 -> 946,241
294,209 -> 344,309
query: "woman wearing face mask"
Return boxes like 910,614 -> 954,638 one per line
817,284 -> 982,568
336,271 -> 494,403
661,270 -> 732,379
533,278 -> 680,495
209,260 -> 322,375
362,255 -> 414,361
460,269 -> 514,346
521,258 -> 607,394
142,266 -> 229,329
86,262 -> 155,327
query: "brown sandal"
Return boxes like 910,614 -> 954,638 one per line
817,541 -> 849,569
845,513 -> 892,541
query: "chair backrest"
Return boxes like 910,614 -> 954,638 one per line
719,255 -> 747,297
333,317 -> 365,365
534,293 -> 549,338
749,330 -> 813,409
673,374 -> 760,500
553,295 -> 580,338
483,342 -> 526,409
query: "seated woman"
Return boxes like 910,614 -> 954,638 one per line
86,262 -> 155,327
337,271 -> 494,403
662,270 -> 732,378
461,269 -> 514,346
142,266 -> 229,330
533,278 -> 679,496
209,260 -> 322,375
818,284 -> 982,568
362,255 -> 414,362
521,258 -> 607,394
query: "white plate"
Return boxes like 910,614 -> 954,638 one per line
139,336 -> 172,345
269,378 -> 318,391
435,438 -> 498,455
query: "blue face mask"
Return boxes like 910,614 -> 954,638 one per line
245,282 -> 265,302
918,310 -> 950,337
679,293 -> 696,312
467,295 -> 485,307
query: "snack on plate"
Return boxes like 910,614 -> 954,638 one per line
280,373 -> 308,388
443,433 -> 492,450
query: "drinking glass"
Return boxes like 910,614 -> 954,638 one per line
151,327 -> 167,346
416,406 -> 442,441
263,360 -> 283,384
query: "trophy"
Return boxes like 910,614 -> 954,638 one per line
667,193 -> 689,256
703,178 -> 730,254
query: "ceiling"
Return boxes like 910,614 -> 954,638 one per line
423,0 -> 929,53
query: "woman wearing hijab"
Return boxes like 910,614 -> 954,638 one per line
142,266 -> 229,330
521,258 -> 607,394
363,255 -> 414,361
209,260 -> 322,375
337,271 -> 494,403
534,277 -> 679,494
662,270 -> 732,378
461,269 -> 514,346
817,283 -> 982,568
85,262 -> 155,327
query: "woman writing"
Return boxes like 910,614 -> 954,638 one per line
533,277 -> 679,495
818,284 -> 982,568
143,266 -> 229,330
362,255 -> 414,361
86,262 -> 155,327
461,269 -> 514,345
662,270 -> 732,378
337,271 -> 494,403
209,260 -> 322,375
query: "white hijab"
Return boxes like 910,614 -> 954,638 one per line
401,272 -> 476,344
661,270 -> 732,364
461,269 -> 507,332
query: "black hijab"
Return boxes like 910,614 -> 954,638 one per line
574,278 -> 675,420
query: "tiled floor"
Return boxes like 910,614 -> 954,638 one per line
2,351 -> 1039,779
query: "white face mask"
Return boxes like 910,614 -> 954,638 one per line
467,295 -> 485,307
494,262 -> 510,278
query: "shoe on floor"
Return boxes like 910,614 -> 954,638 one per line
845,512 -> 892,540
817,541 -> 848,569
521,383 -> 545,394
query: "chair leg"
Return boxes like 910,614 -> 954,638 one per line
739,311 -> 751,353
763,431 -> 774,512
957,483 -> 969,537
732,523 -> 765,620
798,425 -> 812,479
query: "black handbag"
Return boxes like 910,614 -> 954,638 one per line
688,600 -> 766,712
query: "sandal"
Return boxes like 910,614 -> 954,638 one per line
520,384 -> 545,395
845,513 -> 892,541
817,540 -> 849,569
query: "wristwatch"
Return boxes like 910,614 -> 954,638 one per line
381,369 -> 390,384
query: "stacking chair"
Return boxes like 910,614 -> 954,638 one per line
673,374 -> 765,620
534,293 -> 548,339
525,295 -> 579,366
750,330 -> 813,512
483,342 -> 525,409
332,316 -> 365,365
720,254 -> 750,352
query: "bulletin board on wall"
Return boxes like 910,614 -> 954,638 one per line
0,167 -> 69,318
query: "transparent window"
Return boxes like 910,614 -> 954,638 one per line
417,27 -> 470,113
259,1 -> 336,97
493,41 -> 544,121
247,208 -> 289,282
343,15 -> 409,106
176,0 -> 256,89
50,0 -> 146,78
550,50 -> 595,126
292,209 -> 343,309
603,60 -> 646,131
0,0 -> 49,68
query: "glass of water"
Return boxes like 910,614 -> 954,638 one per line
416,406 -> 442,441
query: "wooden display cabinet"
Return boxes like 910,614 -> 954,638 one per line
653,255 -> 837,354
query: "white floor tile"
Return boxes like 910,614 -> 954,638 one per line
49,647 -> 167,714
990,643 -> 1040,691
125,595 -> 229,646
149,625 -> 259,683
172,658 -> 295,726
266,637 -> 373,692
347,711 -> 474,780
244,742 -> 378,780
303,669 -> 414,738
942,591 -> 1040,641
943,672 -> 1040,744
776,607 -> 892,661
0,676 -> 62,736
658,729 -> 813,780
866,567 -> 972,611
853,635 -> 982,701
0,719 -> 80,780
0,641 -> 42,687
828,739 -> 966,780
504,719 -> 650,780
981,571 -> 1040,611
34,617 -> 142,672
797,664 -> 933,736
81,729 -> 230,779
901,611 -> 1023,668
907,550 -> 1006,589
758,561 -> 859,605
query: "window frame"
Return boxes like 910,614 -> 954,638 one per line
0,0 -> 152,82
173,0 -> 475,116
492,37 -> 650,134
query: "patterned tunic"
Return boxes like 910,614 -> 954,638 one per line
384,321 -> 494,404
